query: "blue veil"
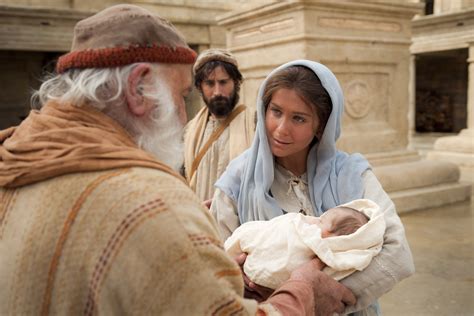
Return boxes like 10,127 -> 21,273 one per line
216,60 -> 370,224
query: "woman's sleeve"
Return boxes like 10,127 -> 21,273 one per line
210,188 -> 241,241
341,169 -> 415,313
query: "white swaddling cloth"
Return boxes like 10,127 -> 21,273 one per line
224,199 -> 385,289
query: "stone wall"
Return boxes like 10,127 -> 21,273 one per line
219,0 -> 423,155
435,0 -> 474,14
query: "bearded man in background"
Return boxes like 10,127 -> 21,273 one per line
184,49 -> 256,202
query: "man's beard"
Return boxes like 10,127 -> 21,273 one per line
132,82 -> 184,172
204,91 -> 238,118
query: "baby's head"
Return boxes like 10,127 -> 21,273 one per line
315,206 -> 369,238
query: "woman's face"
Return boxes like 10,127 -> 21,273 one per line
265,88 -> 319,164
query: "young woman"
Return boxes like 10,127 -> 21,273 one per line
210,60 -> 414,315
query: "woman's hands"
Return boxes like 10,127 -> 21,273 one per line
234,253 -> 274,302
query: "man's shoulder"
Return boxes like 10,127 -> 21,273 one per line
236,104 -> 257,126
64,167 -> 206,227
185,114 -> 200,127
234,104 -> 249,113
49,167 -> 191,200
122,168 -> 219,238
118,167 -> 190,193
185,106 -> 208,127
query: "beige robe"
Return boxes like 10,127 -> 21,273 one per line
184,105 -> 255,201
0,101 -> 317,315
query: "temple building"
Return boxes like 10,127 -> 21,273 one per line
0,0 -> 471,212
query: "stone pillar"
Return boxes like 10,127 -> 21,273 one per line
427,43 -> 474,185
219,0 -> 471,213
434,0 -> 474,14
408,54 -> 416,147
468,43 -> 474,130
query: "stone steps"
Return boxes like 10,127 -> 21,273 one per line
373,159 -> 472,213
387,182 -> 471,214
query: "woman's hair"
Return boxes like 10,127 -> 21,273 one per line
329,207 -> 369,236
262,66 -> 332,140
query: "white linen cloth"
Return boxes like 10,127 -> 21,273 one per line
224,199 -> 385,289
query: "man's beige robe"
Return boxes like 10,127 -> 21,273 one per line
0,102 -> 315,315
184,105 -> 255,201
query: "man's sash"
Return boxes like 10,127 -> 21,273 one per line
188,104 -> 246,181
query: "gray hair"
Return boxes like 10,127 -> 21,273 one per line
31,63 -> 177,138
31,63 -> 185,170
31,63 -> 141,110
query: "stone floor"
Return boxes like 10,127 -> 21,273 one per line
379,197 -> 474,316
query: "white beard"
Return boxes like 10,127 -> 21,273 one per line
133,82 -> 184,172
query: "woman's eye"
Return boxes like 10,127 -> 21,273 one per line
294,116 -> 306,123
271,108 -> 281,116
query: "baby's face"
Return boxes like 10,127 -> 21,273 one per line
309,208 -> 344,238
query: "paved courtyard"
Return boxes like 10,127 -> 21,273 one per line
380,197 -> 474,315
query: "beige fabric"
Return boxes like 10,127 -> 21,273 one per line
71,4 -> 187,52
0,101 -> 182,188
188,105 -> 246,182
211,169 -> 414,313
0,167 -> 262,315
193,48 -> 238,74
224,199 -> 385,289
270,163 -> 315,216
0,103 -> 321,315
211,188 -> 239,240
184,105 -> 255,201
340,171 -> 414,314
56,4 -> 196,73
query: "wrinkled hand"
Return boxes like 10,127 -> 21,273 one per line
243,273 -> 274,302
290,258 -> 356,316
234,253 -> 274,302
202,199 -> 212,209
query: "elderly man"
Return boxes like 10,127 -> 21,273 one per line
0,4 -> 355,315
184,49 -> 255,202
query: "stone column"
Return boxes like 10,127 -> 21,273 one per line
468,43 -> 474,131
219,0 -> 471,213
427,42 -> 474,184
408,54 -> 417,147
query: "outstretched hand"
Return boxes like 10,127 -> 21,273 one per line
290,258 -> 356,316
234,253 -> 274,302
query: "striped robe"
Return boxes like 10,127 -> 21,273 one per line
0,101 -> 315,315
0,166 -> 269,315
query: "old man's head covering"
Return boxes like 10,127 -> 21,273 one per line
56,4 -> 196,73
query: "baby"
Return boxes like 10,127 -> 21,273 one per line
304,205 -> 369,238
224,199 -> 385,289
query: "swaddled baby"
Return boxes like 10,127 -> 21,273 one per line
224,198 -> 385,289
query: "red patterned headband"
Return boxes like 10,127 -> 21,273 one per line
56,45 -> 197,73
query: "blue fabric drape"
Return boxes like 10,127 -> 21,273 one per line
216,60 -> 371,223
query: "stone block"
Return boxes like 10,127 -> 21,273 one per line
389,182 -> 471,213
373,160 -> 460,193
